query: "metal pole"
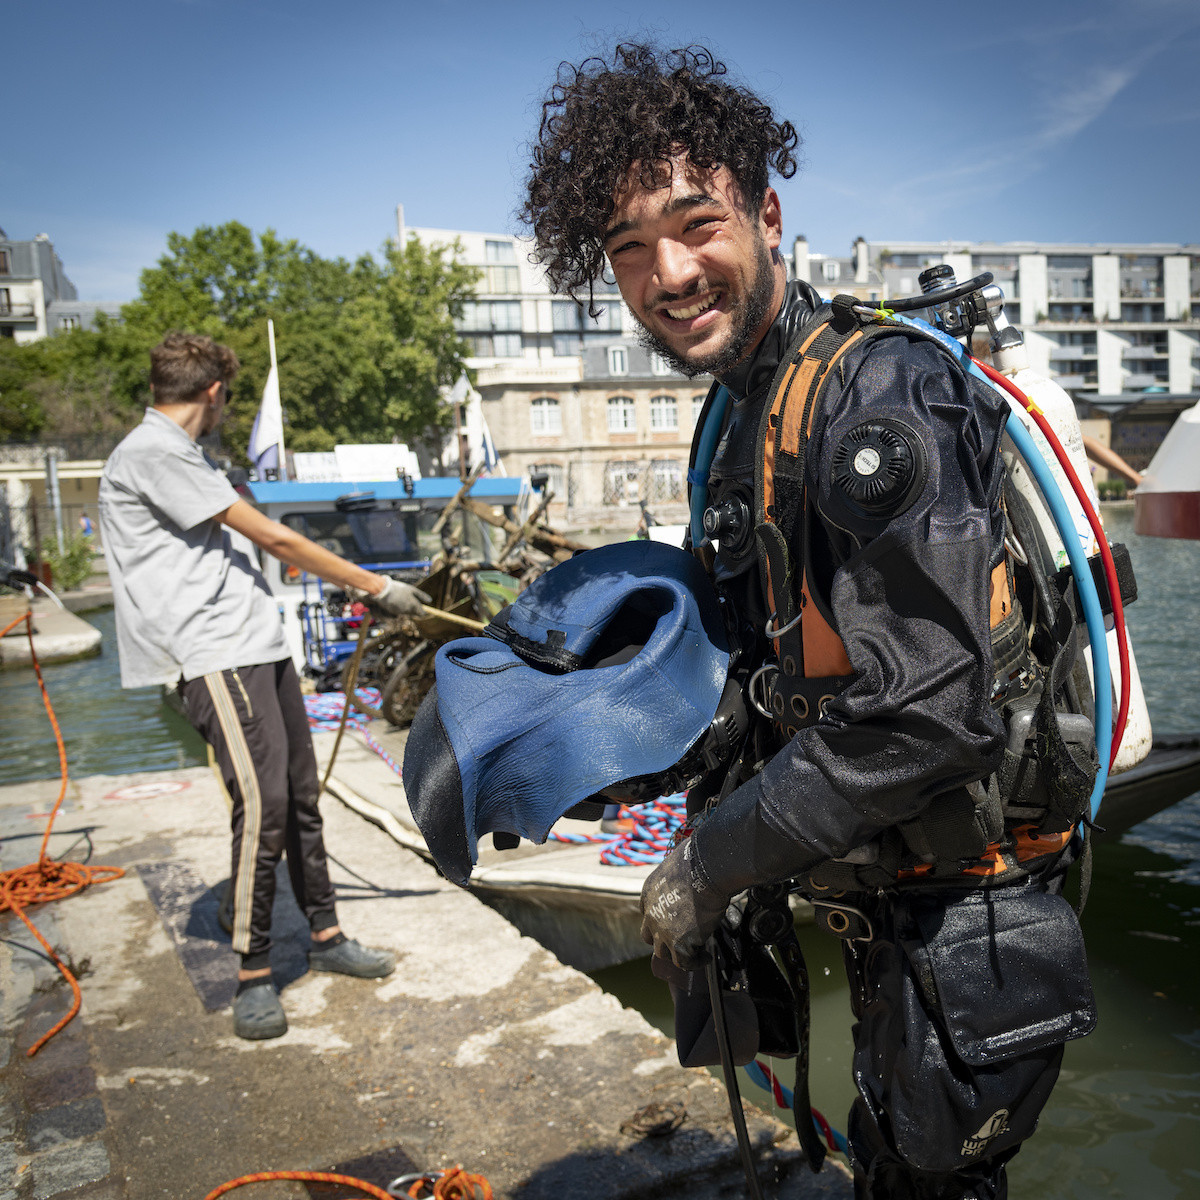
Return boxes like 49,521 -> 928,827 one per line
44,448 -> 64,555
706,942 -> 765,1200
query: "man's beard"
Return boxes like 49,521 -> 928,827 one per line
631,235 -> 777,380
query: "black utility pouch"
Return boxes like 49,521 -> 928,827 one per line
651,925 -> 800,1068
901,885 -> 1096,1064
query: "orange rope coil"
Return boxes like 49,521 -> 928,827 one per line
0,610 -> 126,1057
201,1164 -> 492,1200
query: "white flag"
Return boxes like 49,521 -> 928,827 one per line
248,319 -> 285,477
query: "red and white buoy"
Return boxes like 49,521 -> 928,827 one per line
1135,399 -> 1200,539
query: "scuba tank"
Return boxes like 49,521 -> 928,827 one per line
943,268 -> 1152,774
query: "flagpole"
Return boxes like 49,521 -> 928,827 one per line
267,319 -> 286,479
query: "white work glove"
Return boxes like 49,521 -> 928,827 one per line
347,577 -> 430,618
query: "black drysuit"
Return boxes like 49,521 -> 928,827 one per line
689,283 -> 1094,1198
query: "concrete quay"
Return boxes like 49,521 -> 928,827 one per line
0,597 -> 102,668
0,760 -> 853,1200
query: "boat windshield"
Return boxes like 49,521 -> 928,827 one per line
280,508 -> 434,568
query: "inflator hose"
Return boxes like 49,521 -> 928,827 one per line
881,312 -> 1112,818
689,386 -> 732,547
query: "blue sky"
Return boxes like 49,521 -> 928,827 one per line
3,0 -> 1197,301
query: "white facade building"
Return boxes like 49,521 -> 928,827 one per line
0,227 -> 121,343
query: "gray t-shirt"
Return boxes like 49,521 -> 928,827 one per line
99,408 -> 289,688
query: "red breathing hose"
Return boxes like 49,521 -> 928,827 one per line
971,357 -> 1131,767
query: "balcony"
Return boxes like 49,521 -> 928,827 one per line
1121,284 -> 1164,299
1122,372 -> 1169,390
1121,344 -> 1168,360
1048,345 -> 1097,359
0,302 -> 37,320
1052,372 -> 1098,387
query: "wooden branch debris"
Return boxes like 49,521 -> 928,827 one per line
431,463 -> 486,537
458,495 -> 586,560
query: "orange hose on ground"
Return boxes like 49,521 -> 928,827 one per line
201,1165 -> 492,1200
202,1171 -> 393,1199
0,610 -> 125,1057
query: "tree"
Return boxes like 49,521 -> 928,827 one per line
117,222 -> 479,457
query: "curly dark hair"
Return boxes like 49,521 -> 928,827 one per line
521,43 -> 799,307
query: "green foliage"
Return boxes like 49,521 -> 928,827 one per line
2,221 -> 480,460
1097,479 -> 1128,501
39,530 -> 96,592
0,338 -> 47,439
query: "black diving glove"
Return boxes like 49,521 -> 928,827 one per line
639,838 -> 729,971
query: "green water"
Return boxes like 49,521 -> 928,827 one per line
0,607 -> 207,783
594,507 -> 1200,1199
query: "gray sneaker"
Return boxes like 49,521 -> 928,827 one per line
308,937 -> 396,978
232,983 -> 288,1040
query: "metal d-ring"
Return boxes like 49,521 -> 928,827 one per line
388,1172 -> 444,1198
748,663 -> 778,718
765,610 -> 803,639
812,900 -> 875,943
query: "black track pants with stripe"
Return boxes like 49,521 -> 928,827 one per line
179,659 -> 337,964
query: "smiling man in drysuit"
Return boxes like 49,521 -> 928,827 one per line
522,45 -> 1097,1198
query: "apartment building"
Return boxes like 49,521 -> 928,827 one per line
410,227 -> 1200,520
856,240 -> 1200,471
0,227 -> 121,342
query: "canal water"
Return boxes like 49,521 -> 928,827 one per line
0,607 -> 207,783
2,506 -> 1197,1196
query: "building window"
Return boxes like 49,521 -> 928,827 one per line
485,240 -> 516,264
483,265 -> 521,293
0,288 -> 10,314
603,461 -> 641,505
608,395 -> 636,432
0,250 -> 9,275
530,397 -> 562,436
821,260 -> 840,282
647,459 -> 684,502
650,353 -> 672,376
459,300 -> 521,332
608,346 -> 628,376
650,395 -> 678,430
530,462 -> 564,495
553,298 -> 621,335
462,332 -> 522,357
553,333 -> 580,357
58,315 -> 80,331
692,394 -> 707,426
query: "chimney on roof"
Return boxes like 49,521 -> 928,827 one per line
793,235 -> 811,283
854,237 -> 869,284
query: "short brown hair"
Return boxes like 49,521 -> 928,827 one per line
150,331 -> 240,404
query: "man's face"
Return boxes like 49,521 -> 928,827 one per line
603,158 -> 785,378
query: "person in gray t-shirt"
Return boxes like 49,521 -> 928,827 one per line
100,331 -> 426,1041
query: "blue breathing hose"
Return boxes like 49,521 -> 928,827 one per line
883,313 -> 1111,817
689,385 -> 732,547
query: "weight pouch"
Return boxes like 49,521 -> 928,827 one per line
651,953 -> 758,1068
849,887 -> 1094,1173
901,884 -> 1096,1066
